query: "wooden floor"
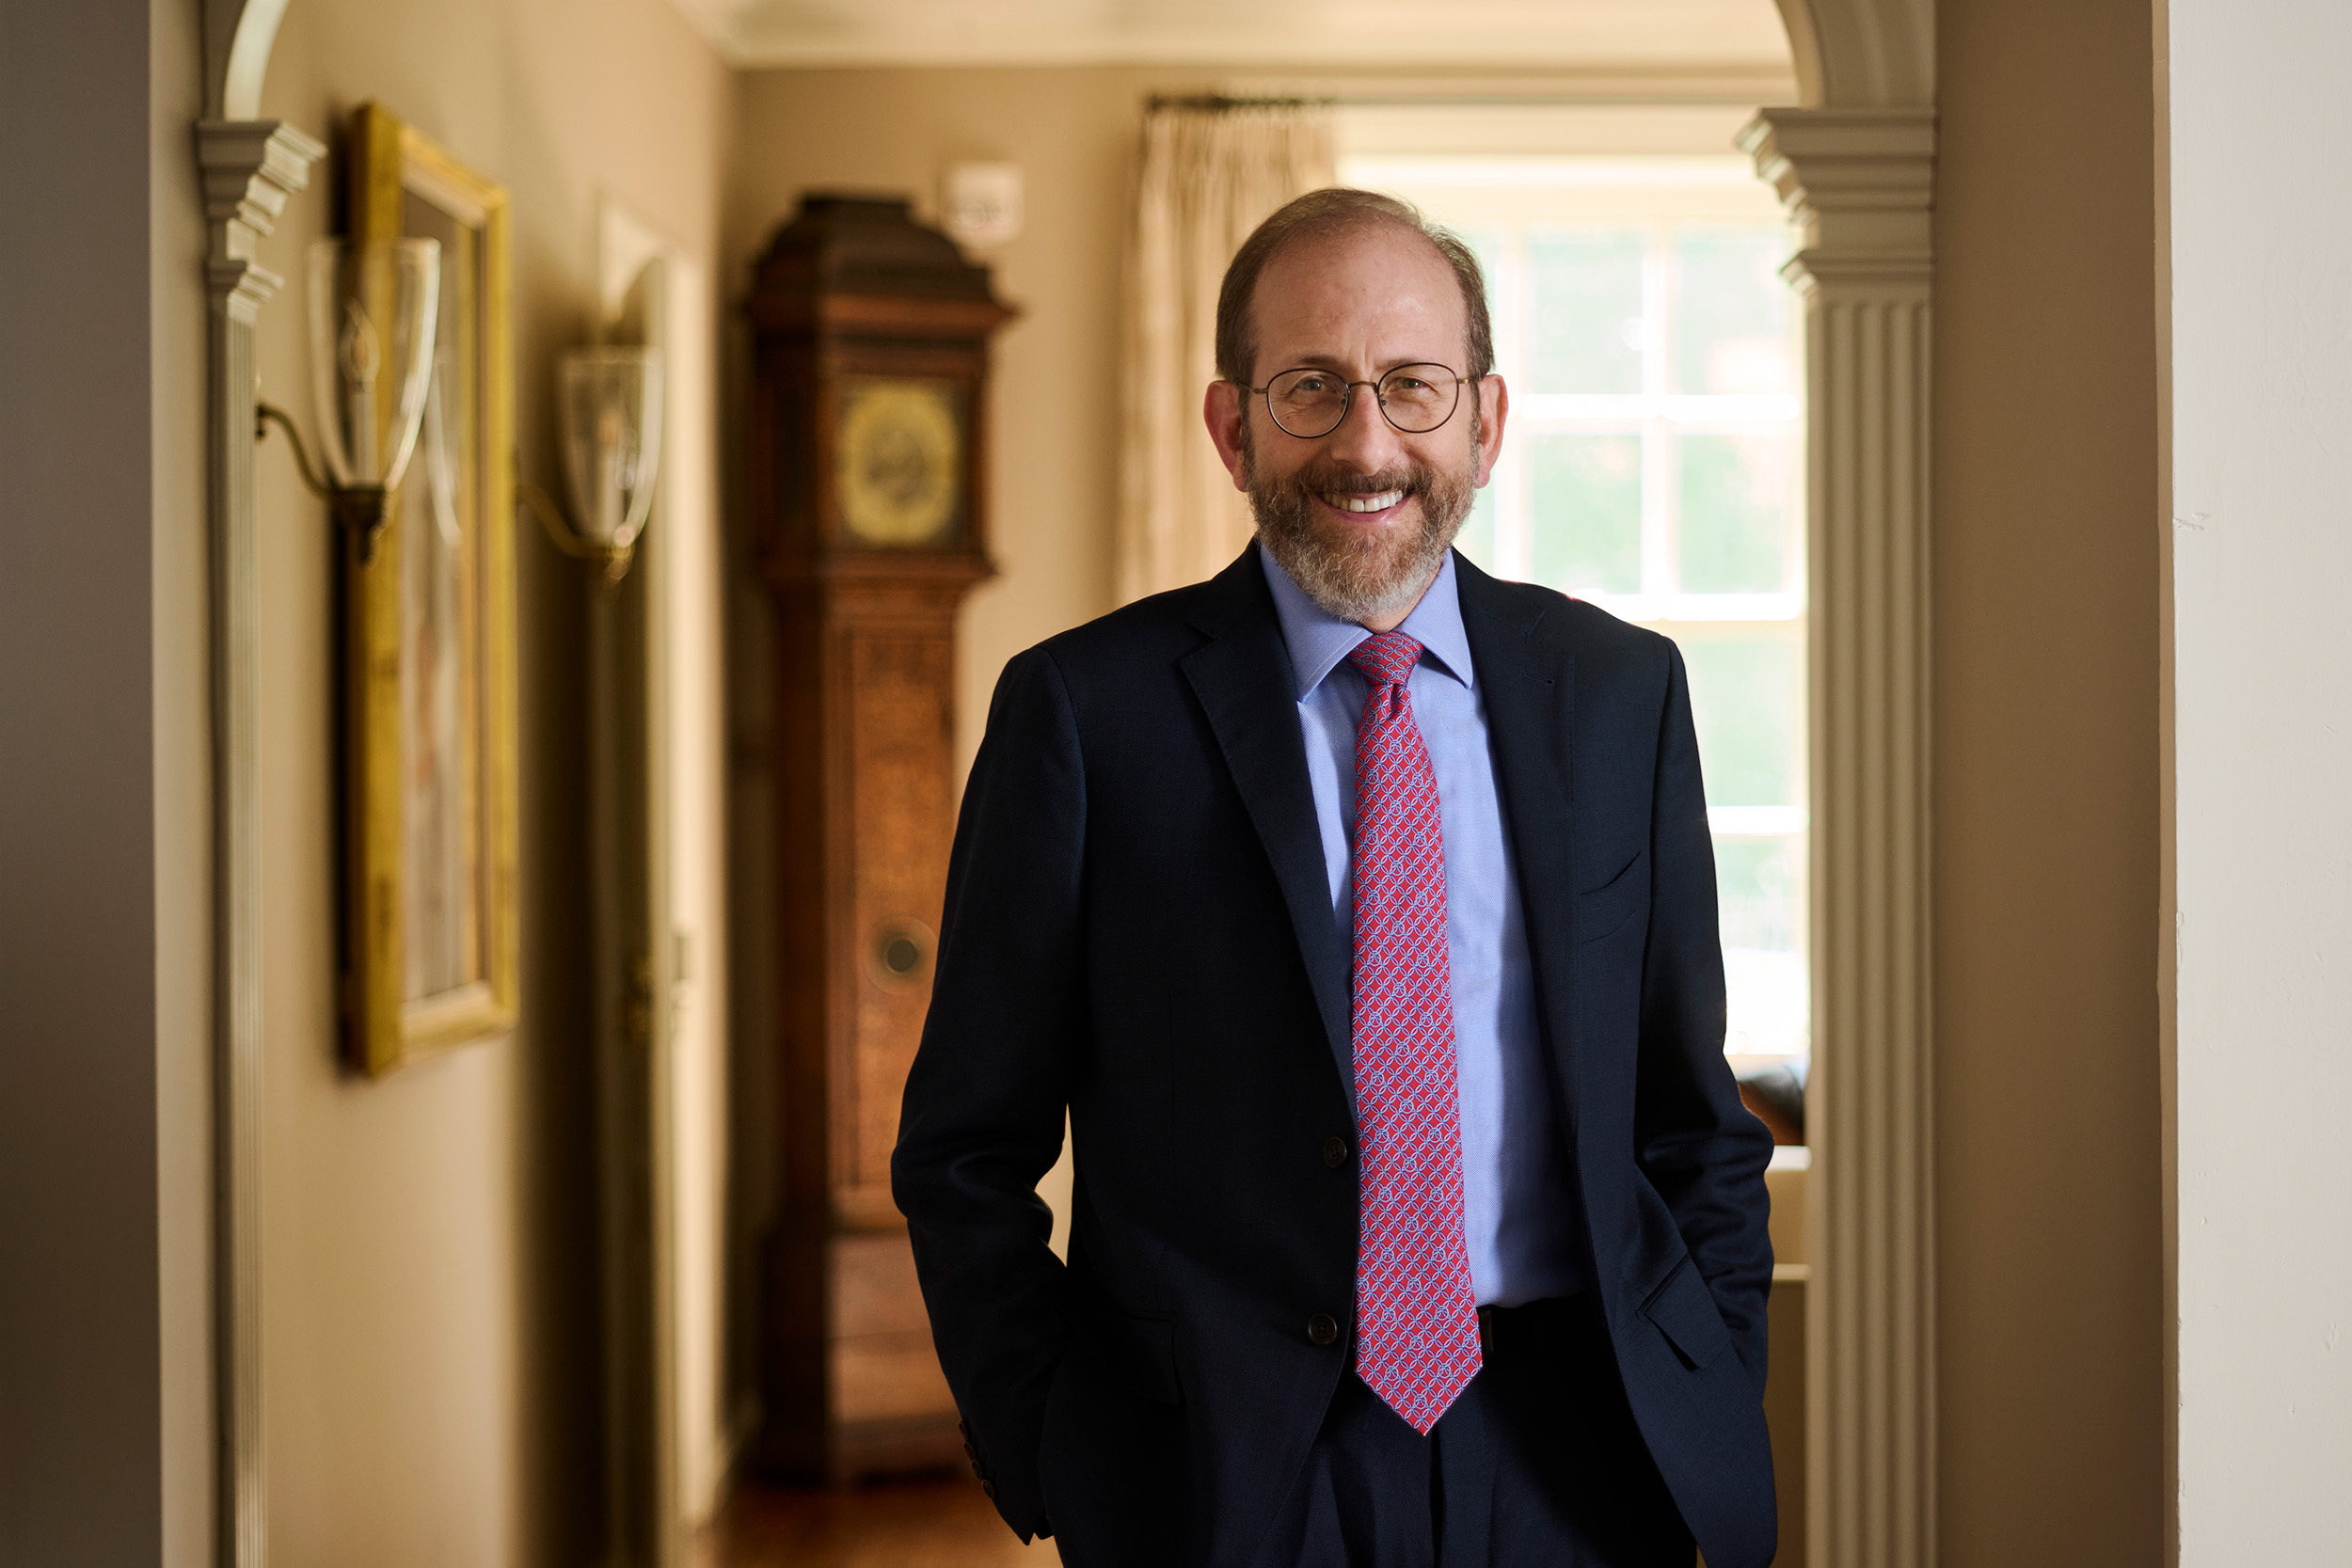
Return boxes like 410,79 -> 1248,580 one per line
693,1478 -> 1062,1568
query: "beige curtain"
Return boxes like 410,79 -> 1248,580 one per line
1116,101 -> 1335,603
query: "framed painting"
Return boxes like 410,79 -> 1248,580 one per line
342,102 -> 519,1073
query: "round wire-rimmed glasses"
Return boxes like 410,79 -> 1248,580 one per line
1249,362 -> 1469,438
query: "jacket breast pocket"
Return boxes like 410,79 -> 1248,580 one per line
1120,1314 -> 1182,1406
1576,847 -> 1649,945
1640,1256 -> 1731,1370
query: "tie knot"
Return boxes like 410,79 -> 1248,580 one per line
1347,631 -> 1424,690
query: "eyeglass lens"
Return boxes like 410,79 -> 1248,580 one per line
1264,364 -> 1460,438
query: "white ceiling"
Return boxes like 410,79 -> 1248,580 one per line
670,0 -> 1793,74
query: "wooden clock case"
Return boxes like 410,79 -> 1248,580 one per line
744,195 -> 1014,1481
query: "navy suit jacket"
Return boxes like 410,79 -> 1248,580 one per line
893,547 -> 1777,1568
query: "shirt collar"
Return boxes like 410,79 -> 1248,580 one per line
1258,540 -> 1475,702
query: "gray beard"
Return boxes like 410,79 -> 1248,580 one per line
1247,443 -> 1476,626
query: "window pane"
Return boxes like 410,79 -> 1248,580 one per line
1717,834 -> 1808,1058
1530,231 -> 1644,393
1684,637 -> 1799,805
1456,480 -> 1497,569
1459,227 -> 1504,325
1715,835 -> 1801,951
1529,433 -> 1640,595
1674,230 -> 1792,395
1678,433 -> 1793,593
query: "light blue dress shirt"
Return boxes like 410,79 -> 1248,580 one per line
1259,544 -> 1588,1307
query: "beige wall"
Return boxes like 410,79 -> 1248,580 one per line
152,0 -> 215,1560
727,65 -> 1208,785
250,4 -> 729,1565
1933,0 -> 2165,1560
0,0 -> 208,1560
2167,0 -> 2352,1557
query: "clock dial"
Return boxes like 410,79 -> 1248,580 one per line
835,377 -> 961,546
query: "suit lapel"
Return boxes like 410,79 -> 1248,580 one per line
1456,557 -> 1582,1112
1178,552 -> 1357,1108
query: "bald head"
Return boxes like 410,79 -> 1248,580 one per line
1215,187 -> 1494,389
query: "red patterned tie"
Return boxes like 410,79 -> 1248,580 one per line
1345,630 -> 1481,1434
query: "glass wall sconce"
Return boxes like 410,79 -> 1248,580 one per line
519,346 -> 665,586
256,238 -> 442,562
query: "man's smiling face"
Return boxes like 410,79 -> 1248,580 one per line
1205,220 -> 1508,629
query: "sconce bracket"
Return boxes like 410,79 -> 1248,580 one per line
255,400 -> 393,562
519,476 -> 637,587
333,487 -> 393,562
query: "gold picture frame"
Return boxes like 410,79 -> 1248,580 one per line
342,102 -> 519,1074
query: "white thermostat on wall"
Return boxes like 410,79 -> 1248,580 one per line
942,162 -> 1024,250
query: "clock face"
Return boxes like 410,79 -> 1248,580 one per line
835,376 -> 963,547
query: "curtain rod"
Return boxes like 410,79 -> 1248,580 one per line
1146,94 -> 1318,111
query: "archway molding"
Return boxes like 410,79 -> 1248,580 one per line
1746,3 -> 1937,1566
1775,0 -> 1934,107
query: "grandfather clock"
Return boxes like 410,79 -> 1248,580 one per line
746,195 -> 1013,1481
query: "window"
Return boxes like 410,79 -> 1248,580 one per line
1342,150 -> 1808,1074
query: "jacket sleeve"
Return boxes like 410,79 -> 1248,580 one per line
892,645 -> 1087,1540
1633,642 -> 1777,1388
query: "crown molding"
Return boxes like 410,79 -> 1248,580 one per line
675,0 -> 1793,74
1227,68 -> 1802,106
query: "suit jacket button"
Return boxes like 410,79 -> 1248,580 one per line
979,1479 -> 997,1500
1322,1137 -> 1349,1167
1308,1312 -> 1340,1345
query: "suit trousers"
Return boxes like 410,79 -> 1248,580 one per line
1246,1295 -> 1695,1568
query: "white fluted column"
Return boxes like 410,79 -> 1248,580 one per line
196,115 -> 320,1568
1742,105 -> 1937,1568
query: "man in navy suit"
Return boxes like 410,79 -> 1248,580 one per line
894,188 -> 1776,1568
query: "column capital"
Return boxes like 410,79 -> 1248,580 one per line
195,119 -> 323,313
1740,106 -> 1936,288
